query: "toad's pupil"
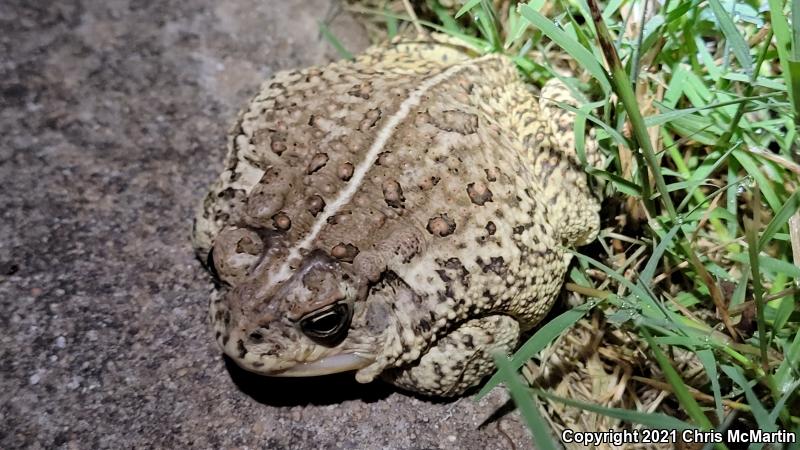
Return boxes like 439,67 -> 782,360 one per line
299,303 -> 352,346
306,311 -> 341,334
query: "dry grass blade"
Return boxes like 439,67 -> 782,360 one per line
401,0 -> 426,37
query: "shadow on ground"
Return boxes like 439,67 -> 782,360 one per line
224,356 -> 395,406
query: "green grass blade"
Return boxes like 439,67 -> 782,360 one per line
733,149 -> 782,213
769,379 -> 800,424
770,289 -> 795,336
428,0 -> 463,33
503,4 -> 526,50
708,0 -> 753,73
518,4 -> 611,93
473,0 -> 502,51
769,0 -> 798,111
318,21 -> 353,60
493,354 -> 559,450
729,252 -> 800,278
646,94 -> 781,127
385,6 -> 398,38
731,268 -> 749,309
641,329 -> 713,429
455,0 -> 482,18
588,168 -> 642,196
721,364 -> 777,432
553,102 -> 630,148
745,213 -> 769,370
697,349 -> 724,421
586,0 -> 676,219
774,329 -> 800,391
639,221 -> 682,286
759,191 -> 800,251
573,253 -> 666,319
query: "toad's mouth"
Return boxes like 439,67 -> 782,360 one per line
266,353 -> 373,377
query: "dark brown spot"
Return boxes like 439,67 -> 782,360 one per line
485,167 -> 499,182
327,210 -> 351,225
308,195 -> 325,216
443,257 -> 469,288
435,269 -> 452,283
377,152 -> 394,166
467,182 -> 493,205
433,362 -> 444,377
271,140 -> 287,154
338,162 -> 354,181
429,110 -> 479,134
418,176 -> 440,190
307,153 -> 329,174
272,212 -> 292,230
348,83 -> 372,99
236,235 -> 263,255
216,187 -> 237,199
359,108 -> 382,131
426,214 -> 456,237
331,243 -> 359,263
478,256 -> 506,275
417,319 -> 431,333
485,221 -> 497,235
237,339 -> 247,358
249,331 -> 263,342
462,334 -> 475,348
382,179 -> 405,208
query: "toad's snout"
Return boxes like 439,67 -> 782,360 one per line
276,250 -> 357,319
210,248 -> 370,376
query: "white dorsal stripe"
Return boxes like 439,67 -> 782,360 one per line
267,59 -> 477,287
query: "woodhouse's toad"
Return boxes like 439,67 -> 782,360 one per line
193,36 -> 600,396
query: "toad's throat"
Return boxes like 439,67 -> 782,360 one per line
266,353 -> 373,377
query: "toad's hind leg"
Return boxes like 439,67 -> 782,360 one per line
539,78 -> 602,168
382,315 -> 519,397
525,79 -> 602,247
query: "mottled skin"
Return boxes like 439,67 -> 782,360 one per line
192,36 -> 600,396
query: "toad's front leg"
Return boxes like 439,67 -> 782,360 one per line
382,315 -> 520,397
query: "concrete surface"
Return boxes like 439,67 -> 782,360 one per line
0,0 -> 531,448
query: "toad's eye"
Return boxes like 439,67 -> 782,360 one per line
299,303 -> 352,347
